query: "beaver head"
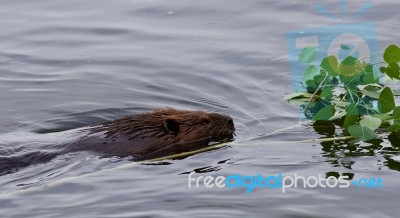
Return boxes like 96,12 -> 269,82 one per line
89,108 -> 235,159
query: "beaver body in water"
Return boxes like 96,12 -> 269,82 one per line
0,108 -> 235,175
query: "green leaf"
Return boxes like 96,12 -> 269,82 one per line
303,65 -> 319,83
339,56 -> 360,76
283,92 -> 314,100
333,100 -> 350,108
288,99 -> 312,106
362,64 -> 378,84
378,87 -> 395,113
343,103 -> 359,128
372,114 -> 392,121
388,125 -> 400,133
393,107 -> 400,125
330,107 -> 346,120
299,47 -> 316,64
344,115 -> 358,128
340,74 -> 361,86
348,125 -> 377,141
360,116 -> 382,131
320,87 -> 333,100
347,103 -> 359,116
314,72 -> 327,84
313,105 -> 334,121
341,44 -> 351,50
321,56 -> 339,76
386,63 -> 400,79
383,44 -> 400,64
357,84 -> 383,99
357,84 -> 382,91
305,80 -> 318,90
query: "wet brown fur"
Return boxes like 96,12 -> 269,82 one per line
0,108 -> 235,175
86,107 -> 235,158
92,108 -> 234,140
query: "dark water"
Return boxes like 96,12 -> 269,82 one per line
0,0 -> 399,217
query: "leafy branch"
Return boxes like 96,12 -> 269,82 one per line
285,44 -> 400,142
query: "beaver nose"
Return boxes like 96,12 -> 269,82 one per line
227,118 -> 232,124
227,117 -> 234,128
226,117 -> 235,136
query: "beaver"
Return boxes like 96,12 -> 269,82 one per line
0,108 -> 235,175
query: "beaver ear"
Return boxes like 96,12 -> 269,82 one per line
164,119 -> 180,134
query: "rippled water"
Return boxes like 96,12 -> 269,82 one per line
0,0 -> 399,217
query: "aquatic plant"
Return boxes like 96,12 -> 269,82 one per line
285,44 -> 400,143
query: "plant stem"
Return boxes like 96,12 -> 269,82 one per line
304,73 -> 330,113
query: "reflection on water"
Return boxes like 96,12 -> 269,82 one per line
312,120 -> 400,172
0,0 -> 400,217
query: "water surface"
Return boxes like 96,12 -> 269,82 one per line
0,0 -> 399,217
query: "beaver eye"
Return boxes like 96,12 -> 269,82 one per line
202,119 -> 209,125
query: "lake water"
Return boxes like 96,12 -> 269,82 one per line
0,0 -> 399,217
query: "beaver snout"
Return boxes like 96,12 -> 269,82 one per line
227,118 -> 235,137
214,114 -> 235,141
227,117 -> 235,134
